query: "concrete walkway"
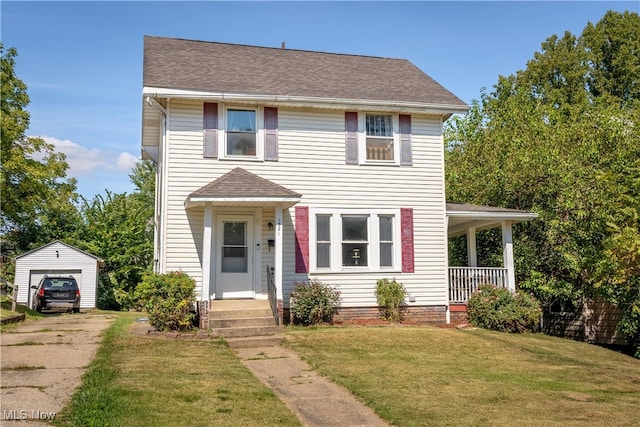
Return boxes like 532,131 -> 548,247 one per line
234,345 -> 390,427
0,312 -> 115,425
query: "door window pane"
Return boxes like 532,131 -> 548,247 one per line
222,221 -> 248,273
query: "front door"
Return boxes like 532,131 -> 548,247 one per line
215,215 -> 254,298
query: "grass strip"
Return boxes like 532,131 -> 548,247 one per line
285,326 -> 640,427
55,314 -> 300,427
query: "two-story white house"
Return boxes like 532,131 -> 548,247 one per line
141,36 -> 536,331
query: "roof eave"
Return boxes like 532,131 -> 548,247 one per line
185,196 -> 301,209
446,211 -> 539,221
142,86 -> 469,115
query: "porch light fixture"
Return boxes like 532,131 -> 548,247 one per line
267,222 -> 274,231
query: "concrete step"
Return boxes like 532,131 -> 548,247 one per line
209,299 -> 271,310
226,334 -> 284,349
211,325 -> 283,338
211,316 -> 276,328
209,308 -> 274,319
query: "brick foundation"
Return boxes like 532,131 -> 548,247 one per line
285,305 -> 448,325
449,304 -> 468,324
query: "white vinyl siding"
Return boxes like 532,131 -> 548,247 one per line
160,99 -> 448,307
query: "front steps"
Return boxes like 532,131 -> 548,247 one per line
209,300 -> 282,347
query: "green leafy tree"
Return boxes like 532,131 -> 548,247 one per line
76,162 -> 155,310
445,11 -> 640,355
1,44 -> 80,252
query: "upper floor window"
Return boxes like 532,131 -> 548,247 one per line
203,102 -> 278,161
365,114 -> 394,161
226,109 -> 257,157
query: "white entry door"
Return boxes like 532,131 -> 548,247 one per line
215,215 -> 254,299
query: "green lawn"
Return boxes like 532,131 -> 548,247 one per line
285,326 -> 640,427
55,314 -> 300,427
57,316 -> 639,426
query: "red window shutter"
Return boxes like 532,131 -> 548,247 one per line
401,208 -> 414,273
399,114 -> 412,166
264,107 -> 278,161
295,206 -> 309,273
203,103 -> 218,158
345,112 -> 358,164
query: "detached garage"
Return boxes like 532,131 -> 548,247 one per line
15,240 -> 103,310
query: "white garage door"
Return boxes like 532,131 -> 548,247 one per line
28,270 -> 82,309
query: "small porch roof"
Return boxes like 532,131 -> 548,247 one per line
446,202 -> 538,237
184,167 -> 302,209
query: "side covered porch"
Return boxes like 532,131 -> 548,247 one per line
184,168 -> 301,329
446,203 -> 538,308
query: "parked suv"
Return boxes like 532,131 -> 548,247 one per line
32,276 -> 80,313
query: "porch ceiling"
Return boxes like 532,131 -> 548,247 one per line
446,202 -> 538,237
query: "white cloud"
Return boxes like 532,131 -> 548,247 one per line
115,152 -> 140,171
37,135 -> 139,176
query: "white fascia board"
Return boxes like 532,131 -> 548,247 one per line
142,86 -> 469,115
185,196 -> 301,209
446,211 -> 538,221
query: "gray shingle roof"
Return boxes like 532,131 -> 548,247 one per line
143,36 -> 467,107
188,168 -> 302,200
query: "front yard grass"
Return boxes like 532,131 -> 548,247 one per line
285,326 -> 640,427
55,314 -> 300,427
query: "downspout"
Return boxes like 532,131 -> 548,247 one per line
145,97 -> 167,273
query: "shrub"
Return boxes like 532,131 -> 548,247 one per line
467,284 -> 542,333
134,271 -> 195,332
290,279 -> 341,325
375,278 -> 408,322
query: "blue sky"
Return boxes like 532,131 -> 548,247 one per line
2,1 -> 637,199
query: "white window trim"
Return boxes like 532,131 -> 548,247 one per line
220,105 -> 264,161
359,113 -> 400,165
309,208 -> 401,273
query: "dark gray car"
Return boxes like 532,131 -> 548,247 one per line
33,276 -> 81,313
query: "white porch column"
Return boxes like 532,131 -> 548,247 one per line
201,205 -> 213,301
466,226 -> 477,267
275,204 -> 284,301
501,221 -> 515,292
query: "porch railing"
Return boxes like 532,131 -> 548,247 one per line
266,265 -> 279,325
448,267 -> 508,303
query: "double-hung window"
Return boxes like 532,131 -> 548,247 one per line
311,209 -> 399,272
342,216 -> 368,267
226,108 -> 257,157
365,114 -> 395,161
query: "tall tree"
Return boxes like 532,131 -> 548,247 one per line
445,11 -> 640,355
74,162 -> 155,309
1,44 -> 80,251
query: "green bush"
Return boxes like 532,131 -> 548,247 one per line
290,279 -> 341,325
134,271 -> 195,332
467,284 -> 542,333
375,278 -> 408,321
